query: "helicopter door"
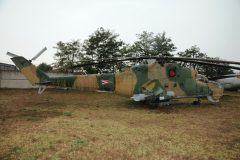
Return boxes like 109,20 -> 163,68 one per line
183,78 -> 198,96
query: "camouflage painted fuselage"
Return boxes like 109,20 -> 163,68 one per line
11,56 -> 223,103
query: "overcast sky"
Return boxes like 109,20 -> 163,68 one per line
0,0 -> 239,65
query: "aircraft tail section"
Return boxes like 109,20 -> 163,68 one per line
11,56 -> 50,85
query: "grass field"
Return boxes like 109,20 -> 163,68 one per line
0,89 -> 239,160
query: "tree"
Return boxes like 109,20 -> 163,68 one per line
177,45 -> 207,70
37,63 -> 52,72
82,27 -> 125,73
132,31 -> 176,57
178,46 -> 234,78
53,40 -> 82,73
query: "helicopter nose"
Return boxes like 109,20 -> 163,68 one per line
208,81 -> 224,102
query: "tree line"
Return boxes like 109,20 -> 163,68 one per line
38,27 -> 233,77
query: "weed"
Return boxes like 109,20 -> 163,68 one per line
63,111 -> 72,117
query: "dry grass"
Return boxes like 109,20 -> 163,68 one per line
0,89 -> 239,160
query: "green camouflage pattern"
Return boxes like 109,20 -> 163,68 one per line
11,56 -> 223,104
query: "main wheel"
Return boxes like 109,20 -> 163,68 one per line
148,98 -> 160,109
192,99 -> 201,105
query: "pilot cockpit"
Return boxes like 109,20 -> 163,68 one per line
196,74 -> 209,83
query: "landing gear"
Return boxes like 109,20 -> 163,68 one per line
38,85 -> 47,94
192,98 -> 201,105
148,98 -> 170,109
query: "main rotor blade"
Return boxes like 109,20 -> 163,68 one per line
31,47 -> 47,61
75,56 -> 240,66
164,56 -> 240,65
74,57 -> 123,63
73,57 -> 140,68
74,57 -> 240,70
73,55 -> 240,71
74,56 -> 167,66
6,52 -> 20,57
208,74 -> 240,81
173,59 -> 240,70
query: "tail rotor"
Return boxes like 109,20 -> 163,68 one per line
6,52 -> 20,58
7,47 -> 47,62
30,47 -> 47,62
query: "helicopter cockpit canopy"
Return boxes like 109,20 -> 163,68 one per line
196,74 -> 209,83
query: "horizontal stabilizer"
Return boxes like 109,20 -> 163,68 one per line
35,81 -> 52,85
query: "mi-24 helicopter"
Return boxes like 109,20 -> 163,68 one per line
6,47 -> 240,106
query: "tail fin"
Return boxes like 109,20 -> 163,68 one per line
11,56 -> 50,85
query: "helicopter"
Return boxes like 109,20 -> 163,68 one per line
208,74 -> 240,91
6,47 -> 240,106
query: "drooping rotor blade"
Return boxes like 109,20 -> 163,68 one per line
73,57 -> 140,68
164,56 -> 240,65
6,52 -> 20,57
75,56 -> 240,65
73,56 -> 240,70
74,57 -> 133,63
31,47 -> 47,61
74,56 -> 240,70
122,56 -> 240,66
170,59 -> 240,70
74,56 -> 166,66
208,74 -> 240,81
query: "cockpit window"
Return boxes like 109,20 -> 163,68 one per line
196,74 -> 209,83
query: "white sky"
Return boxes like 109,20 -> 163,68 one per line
0,0 -> 239,65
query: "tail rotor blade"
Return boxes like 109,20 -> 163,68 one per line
6,52 -> 20,57
31,47 -> 47,61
